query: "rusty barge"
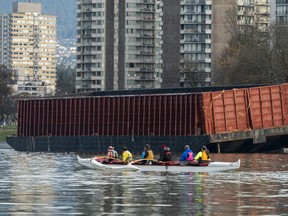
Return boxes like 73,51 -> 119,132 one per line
6,83 -> 288,153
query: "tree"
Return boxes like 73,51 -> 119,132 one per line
214,8 -> 288,85
0,65 -> 16,123
56,64 -> 76,95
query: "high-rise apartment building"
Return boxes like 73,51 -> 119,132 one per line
3,2 -> 57,96
0,14 -> 9,65
179,0 -> 212,87
76,0 -> 165,92
271,0 -> 288,23
76,0 -> 271,92
237,0 -> 270,30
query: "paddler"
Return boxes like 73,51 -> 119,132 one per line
122,146 -> 133,162
141,144 -> 154,164
179,145 -> 194,166
194,145 -> 210,164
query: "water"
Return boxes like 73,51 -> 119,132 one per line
0,149 -> 288,215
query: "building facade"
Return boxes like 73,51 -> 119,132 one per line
271,0 -> 288,23
76,0 -> 272,92
0,14 -> 9,65
2,2 -> 57,96
179,0 -> 212,87
76,0 -> 165,92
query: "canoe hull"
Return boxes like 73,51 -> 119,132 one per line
77,156 -> 140,172
77,156 -> 240,173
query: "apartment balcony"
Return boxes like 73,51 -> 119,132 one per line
140,34 -> 154,38
136,75 -> 155,81
205,29 -> 211,34
205,19 -> 211,24
205,39 -> 211,44
141,41 -> 154,46
138,50 -> 154,55
91,84 -> 102,89
205,58 -> 211,63
182,0 -> 206,5
205,48 -> 211,53
206,10 -> 212,15
139,67 -> 155,73
143,16 -> 155,21
205,67 -> 211,73
143,0 -> 154,3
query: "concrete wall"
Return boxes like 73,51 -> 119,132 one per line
211,0 -> 237,84
13,2 -> 41,14
162,0 -> 181,88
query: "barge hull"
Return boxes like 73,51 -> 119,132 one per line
6,134 -> 288,153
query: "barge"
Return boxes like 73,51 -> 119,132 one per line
7,83 -> 288,153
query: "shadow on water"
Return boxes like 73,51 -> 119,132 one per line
0,150 -> 287,215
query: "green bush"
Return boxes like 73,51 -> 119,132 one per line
0,125 -> 17,142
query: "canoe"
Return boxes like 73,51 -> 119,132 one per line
77,156 -> 241,173
77,156 -> 140,172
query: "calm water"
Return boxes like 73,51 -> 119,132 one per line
0,149 -> 287,215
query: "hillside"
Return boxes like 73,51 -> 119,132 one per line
0,0 -> 76,39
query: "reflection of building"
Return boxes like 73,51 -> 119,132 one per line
7,2 -> 57,96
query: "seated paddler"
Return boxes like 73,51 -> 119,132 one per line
122,146 -> 133,163
194,145 -> 210,164
107,146 -> 118,159
141,144 -> 154,164
179,145 -> 194,166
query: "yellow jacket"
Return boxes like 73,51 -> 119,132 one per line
122,150 -> 133,162
194,150 -> 210,161
145,150 -> 154,160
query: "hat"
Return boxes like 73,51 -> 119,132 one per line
161,144 -> 166,148
108,146 -> 113,149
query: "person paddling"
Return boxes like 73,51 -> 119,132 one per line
122,146 -> 133,163
107,146 -> 118,159
194,145 -> 210,164
179,145 -> 194,166
159,144 -> 172,162
141,144 -> 154,164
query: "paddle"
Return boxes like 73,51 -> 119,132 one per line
130,158 -> 167,165
95,156 -> 117,160
94,156 -> 125,164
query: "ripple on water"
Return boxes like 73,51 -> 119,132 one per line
0,150 -> 288,215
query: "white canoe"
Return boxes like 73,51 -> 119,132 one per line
77,156 -> 240,173
77,156 -> 140,172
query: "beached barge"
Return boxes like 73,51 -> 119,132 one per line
6,83 -> 288,153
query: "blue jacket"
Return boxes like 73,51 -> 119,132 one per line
180,149 -> 194,161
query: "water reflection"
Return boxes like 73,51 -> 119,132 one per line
0,149 -> 287,215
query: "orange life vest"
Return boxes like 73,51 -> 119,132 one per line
201,150 -> 210,160
146,150 -> 154,160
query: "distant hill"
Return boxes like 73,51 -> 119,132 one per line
0,0 -> 76,39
